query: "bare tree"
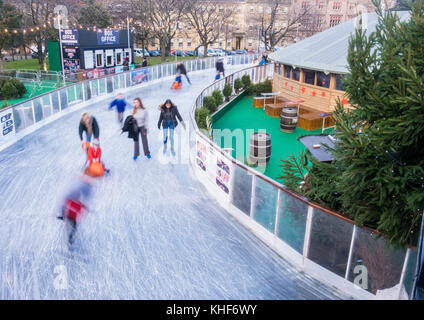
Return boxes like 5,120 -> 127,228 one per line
130,0 -> 154,57
254,0 -> 313,51
184,0 -> 234,55
145,0 -> 186,60
18,0 -> 58,67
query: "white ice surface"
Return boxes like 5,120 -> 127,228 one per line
0,66 -> 350,299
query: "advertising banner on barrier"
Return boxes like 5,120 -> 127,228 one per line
196,134 -> 232,197
131,68 -> 148,85
0,108 -> 15,144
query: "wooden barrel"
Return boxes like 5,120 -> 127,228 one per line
280,107 -> 298,133
248,132 -> 271,166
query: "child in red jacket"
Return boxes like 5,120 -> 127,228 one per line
83,138 -> 109,177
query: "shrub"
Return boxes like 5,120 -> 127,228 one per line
234,78 -> 243,93
202,96 -> 217,114
0,81 -> 19,99
254,79 -> 273,97
222,84 -> 232,100
241,74 -> 251,89
9,78 -> 27,97
246,83 -> 256,96
195,107 -> 210,130
212,89 -> 224,106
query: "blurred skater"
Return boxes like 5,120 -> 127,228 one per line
109,93 -> 127,124
176,62 -> 191,85
158,99 -> 186,156
132,98 -> 151,160
171,73 -> 182,90
79,112 -> 99,145
216,58 -> 225,77
57,174 -> 93,247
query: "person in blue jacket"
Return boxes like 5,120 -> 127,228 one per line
109,93 -> 127,124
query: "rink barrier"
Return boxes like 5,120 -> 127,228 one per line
0,54 -> 257,152
189,64 -> 417,300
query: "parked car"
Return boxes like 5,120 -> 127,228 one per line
212,48 -> 226,56
185,50 -> 195,56
134,48 -> 150,57
170,49 -> 188,57
247,49 -> 257,54
32,52 -> 38,59
224,50 -> 236,55
149,50 -> 161,56
235,49 -> 248,55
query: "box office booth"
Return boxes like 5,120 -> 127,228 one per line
58,28 -> 134,78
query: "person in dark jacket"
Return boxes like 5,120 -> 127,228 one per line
216,58 -> 225,77
176,62 -> 191,85
109,93 -> 127,124
142,57 -> 148,67
123,57 -> 129,71
79,112 -> 99,145
157,99 -> 186,156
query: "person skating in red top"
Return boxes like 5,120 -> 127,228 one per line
83,138 -> 110,176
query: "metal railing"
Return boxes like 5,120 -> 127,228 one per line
0,54 -> 257,148
189,64 -> 417,300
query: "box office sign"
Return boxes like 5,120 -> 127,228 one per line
0,109 -> 15,144
60,29 -> 79,45
97,29 -> 119,45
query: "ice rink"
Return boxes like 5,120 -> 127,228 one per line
0,66 -> 351,299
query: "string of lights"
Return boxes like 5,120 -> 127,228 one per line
0,19 -> 140,34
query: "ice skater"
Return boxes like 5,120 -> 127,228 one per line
216,58 -> 225,77
132,98 -> 151,160
109,93 -> 127,124
79,112 -> 100,145
57,174 -> 93,247
176,62 -> 191,85
158,99 -> 186,156
171,72 -> 183,90
83,138 -> 110,176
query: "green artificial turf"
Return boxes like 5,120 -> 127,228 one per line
212,95 -> 332,182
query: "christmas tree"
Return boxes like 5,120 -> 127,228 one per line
280,0 -> 424,246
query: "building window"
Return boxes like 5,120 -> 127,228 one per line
303,69 -> 315,85
95,50 -> 104,68
283,6 -> 288,14
178,22 -> 183,30
179,38 -> 183,48
302,2 -> 308,9
292,68 -> 300,81
335,74 -> 345,91
236,22 -> 240,30
219,5 -> 224,13
115,49 -> 123,65
170,40 -> 174,48
187,38 -> 192,47
237,6 -> 241,13
258,6 -> 263,13
284,65 -> 292,78
330,15 -> 342,27
319,2 -> 325,9
317,72 -> 331,88
333,1 -> 342,10
267,7 -> 271,14
250,6 -> 254,13
248,39 -> 253,47
249,25 -> 253,31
